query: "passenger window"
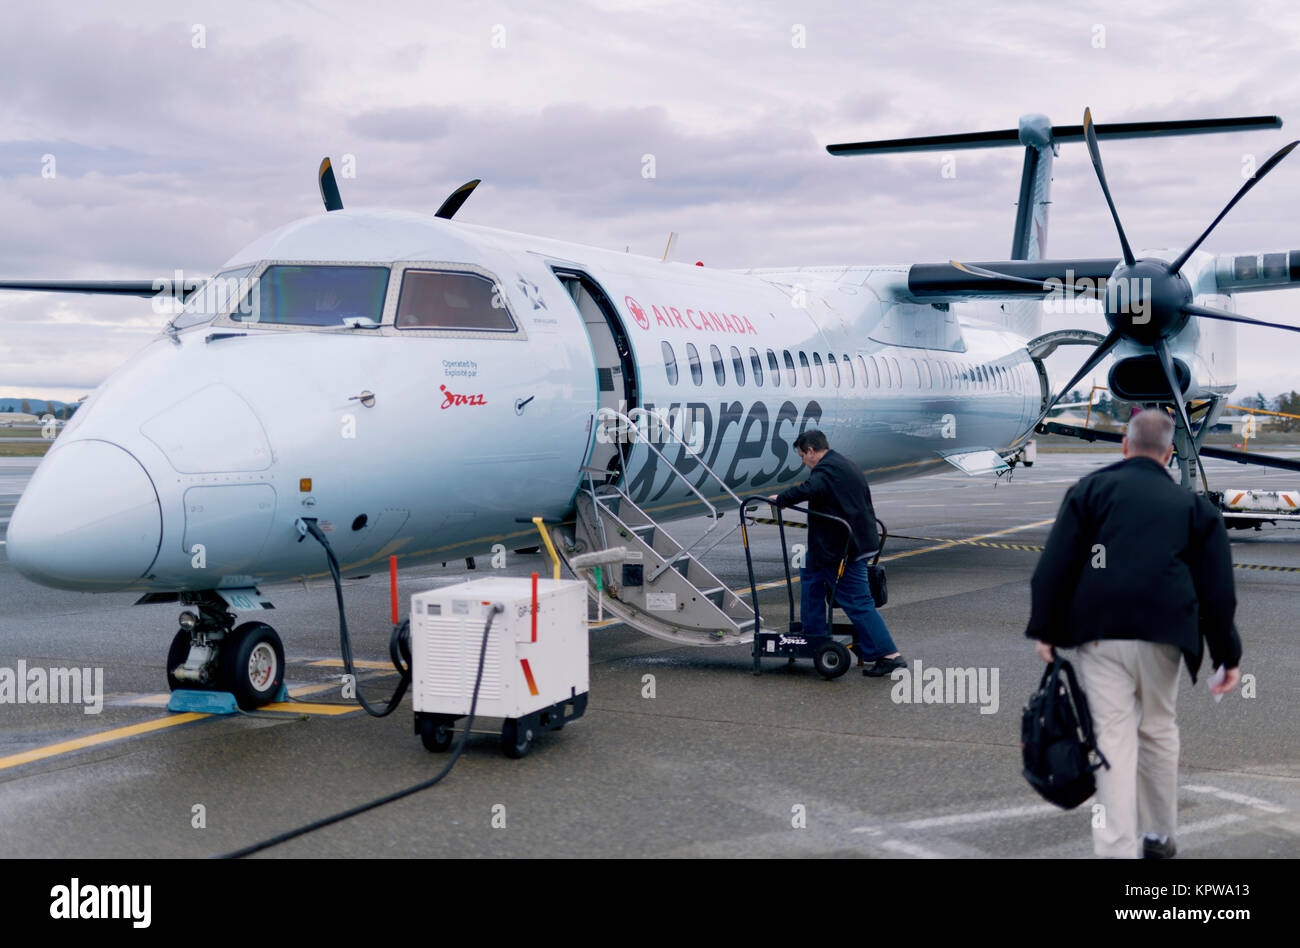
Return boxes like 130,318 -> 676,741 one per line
907,358 -> 919,387
238,265 -> 390,327
750,347 -> 764,386
395,269 -> 514,331
798,351 -> 812,387
921,360 -> 933,389
687,342 -> 703,385
767,349 -> 780,387
843,354 -> 854,387
827,354 -> 840,387
866,355 -> 880,388
710,344 -> 726,385
662,340 -> 679,385
891,358 -> 902,388
731,346 -> 746,386
812,352 -> 826,387
783,350 -> 797,387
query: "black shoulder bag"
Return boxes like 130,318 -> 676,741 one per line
1021,656 -> 1109,809
867,518 -> 888,607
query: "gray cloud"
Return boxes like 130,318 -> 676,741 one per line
2,0 -> 1300,401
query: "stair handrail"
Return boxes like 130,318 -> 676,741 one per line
594,407 -> 720,520
625,406 -> 744,509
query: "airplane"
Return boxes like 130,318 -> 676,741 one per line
5,108 -> 1300,708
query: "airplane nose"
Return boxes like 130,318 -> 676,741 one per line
6,439 -> 162,590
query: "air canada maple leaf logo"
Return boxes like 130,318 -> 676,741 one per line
625,296 -> 650,330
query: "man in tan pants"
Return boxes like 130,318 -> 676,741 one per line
1026,409 -> 1242,858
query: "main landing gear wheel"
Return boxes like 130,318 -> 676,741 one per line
501,718 -> 533,759
420,715 -> 456,752
812,640 -> 851,680
219,621 -> 285,710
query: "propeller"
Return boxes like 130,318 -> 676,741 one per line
959,108 -> 1299,485
435,179 -> 480,219
318,157 -> 343,212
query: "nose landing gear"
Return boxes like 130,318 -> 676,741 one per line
165,592 -> 285,710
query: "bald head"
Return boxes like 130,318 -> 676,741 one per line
1123,409 -> 1175,462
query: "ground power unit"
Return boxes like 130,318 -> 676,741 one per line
410,576 -> 589,758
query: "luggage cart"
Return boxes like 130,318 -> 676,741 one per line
738,495 -> 888,679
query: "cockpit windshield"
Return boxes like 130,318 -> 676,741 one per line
231,265 -> 390,327
170,266 -> 255,330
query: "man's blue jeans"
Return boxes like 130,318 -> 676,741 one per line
799,559 -> 897,660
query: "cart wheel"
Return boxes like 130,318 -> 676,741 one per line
502,719 -> 533,759
813,641 -> 851,680
419,715 -> 455,753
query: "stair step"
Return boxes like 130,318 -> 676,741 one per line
700,586 -> 725,605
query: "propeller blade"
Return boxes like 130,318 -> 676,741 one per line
1083,108 -> 1136,266
435,179 -> 481,220
318,157 -> 343,212
1168,140 -> 1300,273
1183,301 -> 1300,334
1017,328 -> 1124,446
1153,337 -> 1207,488
948,259 -> 1104,296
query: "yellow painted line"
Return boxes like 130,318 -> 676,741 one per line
879,519 -> 1055,563
288,680 -> 348,698
126,679 -> 350,708
260,701 -> 356,716
0,712 -> 208,771
306,659 -> 393,670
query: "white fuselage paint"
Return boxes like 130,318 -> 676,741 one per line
16,213 -> 1230,594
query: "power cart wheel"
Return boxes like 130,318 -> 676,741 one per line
419,715 -> 456,752
812,640 -> 851,680
219,621 -> 285,710
501,718 -> 533,759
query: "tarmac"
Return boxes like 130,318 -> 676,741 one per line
1,449 -> 1297,858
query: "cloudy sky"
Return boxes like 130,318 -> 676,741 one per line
3,0 -> 1300,402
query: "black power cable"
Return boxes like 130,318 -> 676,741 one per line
215,517 -> 500,858
219,600 -> 501,859
299,517 -> 409,717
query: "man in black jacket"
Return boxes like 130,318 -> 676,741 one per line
1027,408 -> 1242,858
770,430 -> 904,676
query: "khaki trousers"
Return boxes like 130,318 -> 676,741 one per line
1071,638 -> 1182,858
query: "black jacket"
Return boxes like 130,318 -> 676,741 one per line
1025,455 -> 1241,683
774,449 -> 880,571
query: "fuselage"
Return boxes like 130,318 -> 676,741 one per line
7,209 -> 1045,592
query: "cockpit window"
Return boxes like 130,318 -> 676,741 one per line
396,270 -> 516,331
171,266 -> 254,330
232,265 -> 389,327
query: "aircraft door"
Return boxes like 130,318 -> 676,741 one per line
553,268 -> 639,484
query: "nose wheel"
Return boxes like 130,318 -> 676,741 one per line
221,622 -> 285,710
165,595 -> 285,710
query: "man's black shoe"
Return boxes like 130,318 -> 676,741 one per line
1143,834 -> 1176,859
862,655 -> 906,677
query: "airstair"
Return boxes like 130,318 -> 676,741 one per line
555,407 -> 761,647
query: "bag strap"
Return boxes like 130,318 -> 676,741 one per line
1056,657 -> 1110,770
873,518 -> 888,566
